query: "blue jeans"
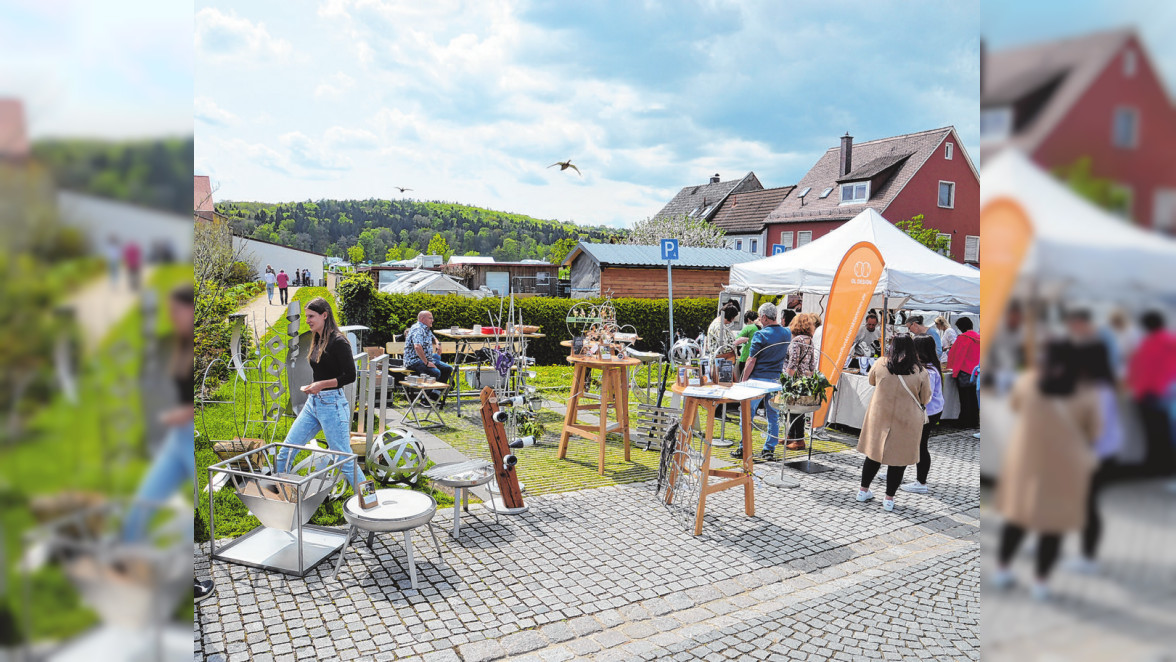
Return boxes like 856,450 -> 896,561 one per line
408,353 -> 453,386
266,283 -> 275,302
276,389 -> 360,490
122,419 -> 195,542
745,396 -> 780,453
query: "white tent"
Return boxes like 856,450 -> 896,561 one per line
728,208 -> 980,310
379,270 -> 482,297
980,149 -> 1176,301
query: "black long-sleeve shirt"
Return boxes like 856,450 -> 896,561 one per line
310,333 -> 357,389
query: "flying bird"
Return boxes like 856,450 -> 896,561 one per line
548,159 -> 581,176
394,186 -> 413,193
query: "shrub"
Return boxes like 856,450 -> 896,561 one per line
224,260 -> 257,286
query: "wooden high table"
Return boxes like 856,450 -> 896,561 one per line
558,355 -> 639,475
666,382 -> 756,536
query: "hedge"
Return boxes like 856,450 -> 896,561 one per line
335,275 -> 720,365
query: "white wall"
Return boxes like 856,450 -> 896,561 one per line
57,191 -> 193,259
725,231 -> 767,256
232,236 -> 325,284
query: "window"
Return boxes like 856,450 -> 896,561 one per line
1155,189 -> 1176,234
819,187 -> 833,199
945,143 -> 954,160
964,235 -> 980,263
780,231 -> 793,248
840,182 -> 869,204
798,231 -> 812,246
938,181 -> 956,208
937,233 -> 952,257
980,107 -> 1013,141
1124,49 -> 1137,77
735,239 -> 743,251
1113,107 -> 1139,148
750,239 -> 758,254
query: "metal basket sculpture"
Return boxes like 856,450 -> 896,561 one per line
366,428 -> 428,484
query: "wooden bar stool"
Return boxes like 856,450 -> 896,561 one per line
557,355 -> 638,475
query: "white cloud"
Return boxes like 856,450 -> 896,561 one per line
196,7 -> 292,62
280,131 -> 353,171
195,96 -> 238,126
314,71 -> 356,98
324,126 -> 379,149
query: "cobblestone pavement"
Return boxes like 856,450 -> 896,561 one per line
195,429 -> 979,661
980,479 -> 1176,661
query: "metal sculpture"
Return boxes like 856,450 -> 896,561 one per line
366,428 -> 428,484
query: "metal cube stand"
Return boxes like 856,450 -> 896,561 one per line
208,443 -> 355,577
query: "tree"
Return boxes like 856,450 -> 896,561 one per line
626,214 -> 727,248
548,237 -> 580,265
385,245 -> 403,262
1054,157 -> 1133,219
427,233 -> 452,260
347,243 -> 365,264
894,214 -> 950,255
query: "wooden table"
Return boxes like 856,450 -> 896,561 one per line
434,328 -> 545,416
558,355 -> 639,476
665,382 -> 756,536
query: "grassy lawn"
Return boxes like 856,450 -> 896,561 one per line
0,263 -> 192,641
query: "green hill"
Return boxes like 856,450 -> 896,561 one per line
218,198 -> 621,263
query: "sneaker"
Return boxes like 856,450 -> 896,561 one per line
811,428 -> 831,441
882,497 -> 895,512
759,448 -> 776,462
990,568 -> 1015,590
856,489 -> 874,502
1031,581 -> 1050,601
195,579 -> 216,603
899,481 -> 929,494
730,447 -> 744,460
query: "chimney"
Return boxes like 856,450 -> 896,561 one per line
710,173 -> 720,184
839,133 -> 853,177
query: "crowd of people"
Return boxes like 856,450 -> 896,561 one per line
262,265 -> 315,305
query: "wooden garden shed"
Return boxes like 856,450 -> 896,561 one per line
562,242 -> 763,299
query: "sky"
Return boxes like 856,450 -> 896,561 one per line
195,0 -> 981,228
0,0 -> 193,138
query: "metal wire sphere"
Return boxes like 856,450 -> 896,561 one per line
366,428 -> 428,484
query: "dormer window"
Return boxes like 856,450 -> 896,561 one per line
945,143 -> 954,160
840,182 -> 869,204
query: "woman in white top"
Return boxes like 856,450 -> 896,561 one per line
263,265 -> 277,304
935,316 -> 958,363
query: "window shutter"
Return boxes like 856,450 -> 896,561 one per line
964,235 -> 980,263
780,231 -> 794,247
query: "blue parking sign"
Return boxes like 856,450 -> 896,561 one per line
772,244 -> 787,255
660,238 -> 679,261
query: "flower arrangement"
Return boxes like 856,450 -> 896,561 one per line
777,372 -> 836,407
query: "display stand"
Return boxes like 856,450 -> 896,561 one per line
664,386 -> 756,536
558,355 -> 638,476
208,443 -> 353,577
778,399 -> 834,475
477,387 -> 529,515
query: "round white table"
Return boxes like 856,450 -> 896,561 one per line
428,462 -> 497,538
333,489 -> 442,588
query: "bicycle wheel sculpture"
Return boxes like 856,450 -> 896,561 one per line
660,423 -> 704,533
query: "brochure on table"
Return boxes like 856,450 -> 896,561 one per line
682,379 -> 781,402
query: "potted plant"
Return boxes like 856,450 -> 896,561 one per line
776,372 -> 836,409
513,413 -> 546,447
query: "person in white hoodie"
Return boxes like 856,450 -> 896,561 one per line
263,265 -> 277,304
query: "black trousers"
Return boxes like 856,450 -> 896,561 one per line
1137,396 -> 1176,476
786,411 -> 806,443
999,523 -> 1062,580
860,459 -> 906,497
916,413 -> 943,484
1082,460 -> 1110,559
956,379 -> 978,428
279,287 -> 289,304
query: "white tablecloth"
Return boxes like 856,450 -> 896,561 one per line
827,371 -> 960,429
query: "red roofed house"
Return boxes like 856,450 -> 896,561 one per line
762,127 -> 980,264
709,185 -> 796,256
981,28 -> 1176,234
0,98 -> 31,163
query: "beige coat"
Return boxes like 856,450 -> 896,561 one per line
856,362 -> 932,466
994,373 -> 1100,533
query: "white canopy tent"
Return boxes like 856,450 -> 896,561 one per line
980,149 -> 1176,302
727,208 -> 980,312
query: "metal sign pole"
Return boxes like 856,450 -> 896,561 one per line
667,260 -> 674,343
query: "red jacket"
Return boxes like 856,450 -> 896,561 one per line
946,330 -> 980,378
1127,330 -> 1176,399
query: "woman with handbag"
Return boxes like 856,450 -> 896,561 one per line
855,334 -> 931,512
782,313 -> 819,451
992,340 -> 1101,600
946,317 -> 981,428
